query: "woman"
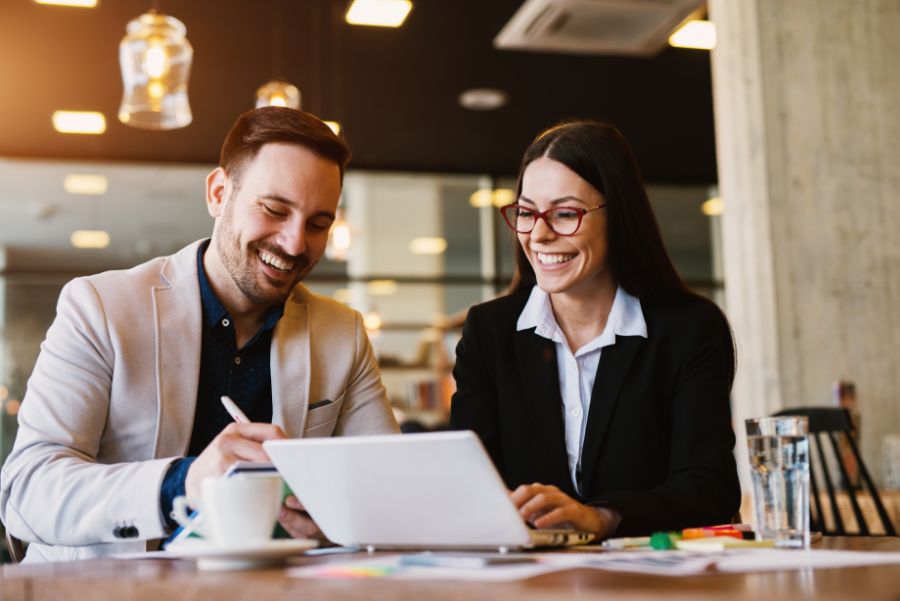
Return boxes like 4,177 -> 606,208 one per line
450,120 -> 740,538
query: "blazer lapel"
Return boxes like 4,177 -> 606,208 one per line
152,243 -> 203,458
513,329 -> 571,490
580,335 -> 644,493
270,290 -> 310,437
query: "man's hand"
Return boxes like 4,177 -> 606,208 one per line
278,495 -> 327,542
185,422 -> 286,498
510,482 -> 609,536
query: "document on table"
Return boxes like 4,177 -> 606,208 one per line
534,549 -> 900,577
288,555 -> 563,582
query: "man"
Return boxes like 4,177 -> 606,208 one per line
0,108 -> 398,562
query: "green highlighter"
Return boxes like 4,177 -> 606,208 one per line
650,532 -> 679,550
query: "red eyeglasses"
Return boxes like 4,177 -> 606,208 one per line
499,203 -> 606,236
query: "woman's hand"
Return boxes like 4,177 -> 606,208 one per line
278,495 -> 327,542
510,483 -> 608,535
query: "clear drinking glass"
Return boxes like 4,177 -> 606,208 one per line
745,416 -> 811,548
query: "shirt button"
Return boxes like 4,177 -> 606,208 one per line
571,407 -> 581,417
234,356 -> 242,365
222,318 -> 230,327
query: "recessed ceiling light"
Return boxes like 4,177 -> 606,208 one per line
345,0 -> 412,28
701,197 -> 723,216
52,111 -> 106,134
458,88 -> 508,111
34,0 -> 98,7
71,230 -> 110,249
64,174 -> 108,195
669,20 -> 716,50
409,237 -> 447,255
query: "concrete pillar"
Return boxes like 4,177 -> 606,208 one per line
709,0 -> 900,483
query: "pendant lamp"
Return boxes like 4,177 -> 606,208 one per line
255,80 -> 302,110
118,11 -> 193,130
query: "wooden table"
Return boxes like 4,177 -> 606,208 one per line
2,537 -> 899,601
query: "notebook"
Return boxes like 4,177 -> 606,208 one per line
263,430 -> 594,550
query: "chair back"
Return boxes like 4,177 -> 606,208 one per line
774,407 -> 896,536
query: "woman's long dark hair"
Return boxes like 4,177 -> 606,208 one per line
509,120 -> 693,304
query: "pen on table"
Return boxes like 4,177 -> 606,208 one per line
601,536 -> 651,550
221,395 -> 249,424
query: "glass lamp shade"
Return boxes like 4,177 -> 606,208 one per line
118,11 -> 193,130
255,80 -> 302,110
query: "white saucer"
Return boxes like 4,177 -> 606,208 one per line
166,538 -> 319,571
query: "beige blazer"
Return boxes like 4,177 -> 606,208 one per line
0,240 -> 398,562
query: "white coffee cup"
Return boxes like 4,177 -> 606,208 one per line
173,475 -> 282,548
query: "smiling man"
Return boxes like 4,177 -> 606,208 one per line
0,108 -> 399,563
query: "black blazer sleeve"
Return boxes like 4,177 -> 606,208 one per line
449,304 -> 504,469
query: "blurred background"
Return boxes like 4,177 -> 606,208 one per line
3,0 -> 898,546
0,0 -> 723,442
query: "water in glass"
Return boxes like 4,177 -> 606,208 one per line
747,433 -> 810,547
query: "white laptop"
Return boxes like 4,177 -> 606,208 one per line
263,431 -> 594,550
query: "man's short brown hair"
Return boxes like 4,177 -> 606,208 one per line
219,107 -> 351,180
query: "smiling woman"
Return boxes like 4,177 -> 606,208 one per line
450,120 -> 740,539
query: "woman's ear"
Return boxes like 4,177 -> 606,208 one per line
205,167 -> 228,218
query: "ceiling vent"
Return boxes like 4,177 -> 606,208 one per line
494,0 -> 705,57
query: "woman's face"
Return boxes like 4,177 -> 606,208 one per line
518,156 -> 612,297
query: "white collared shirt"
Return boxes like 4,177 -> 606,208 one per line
516,285 -> 647,494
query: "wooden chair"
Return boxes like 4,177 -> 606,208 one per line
4,529 -> 26,563
774,407 -> 897,536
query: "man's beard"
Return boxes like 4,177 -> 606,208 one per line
215,192 -> 313,307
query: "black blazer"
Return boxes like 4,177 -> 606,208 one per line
450,287 -> 741,536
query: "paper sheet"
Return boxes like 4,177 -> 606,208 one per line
287,555 -> 563,581
534,549 -> 900,577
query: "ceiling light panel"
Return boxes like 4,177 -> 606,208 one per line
669,20 -> 716,50
345,0 -> 412,28
34,0 -> 98,7
52,111 -> 106,134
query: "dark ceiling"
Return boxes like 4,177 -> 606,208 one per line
0,0 -> 717,183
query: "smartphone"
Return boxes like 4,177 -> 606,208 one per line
223,461 -> 277,478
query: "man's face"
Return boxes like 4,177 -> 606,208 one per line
206,143 -> 342,309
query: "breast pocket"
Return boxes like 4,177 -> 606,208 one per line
303,398 -> 343,437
